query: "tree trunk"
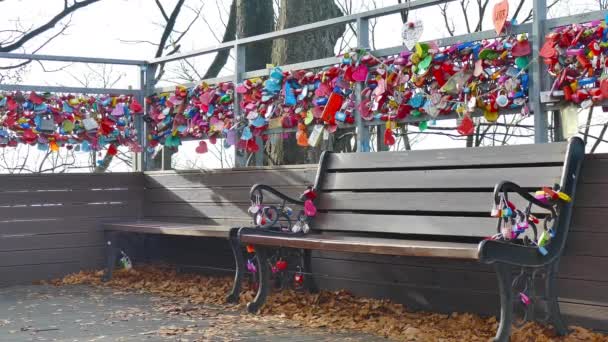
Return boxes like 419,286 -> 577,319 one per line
237,0 -> 274,71
268,0 -> 345,165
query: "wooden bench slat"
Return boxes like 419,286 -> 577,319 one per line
241,233 -> 480,259
145,169 -> 316,189
313,213 -> 496,237
326,142 -> 568,170
103,221 -> 231,238
145,186 -> 303,204
318,191 -> 548,214
322,166 -> 563,190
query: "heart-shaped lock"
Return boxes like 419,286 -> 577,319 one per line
304,199 -> 317,217
195,140 -> 208,154
401,20 -> 424,51
276,259 -> 288,271
457,115 -> 475,136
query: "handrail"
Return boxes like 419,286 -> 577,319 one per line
148,0 -> 456,65
0,52 -> 146,66
154,23 -> 533,94
0,84 -> 142,95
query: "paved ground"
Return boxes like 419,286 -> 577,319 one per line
0,285 -> 387,342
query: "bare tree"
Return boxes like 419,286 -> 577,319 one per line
0,0 -> 101,82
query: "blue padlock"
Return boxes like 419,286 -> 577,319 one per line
335,112 -> 346,122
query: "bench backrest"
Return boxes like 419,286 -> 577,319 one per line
312,138 -> 583,242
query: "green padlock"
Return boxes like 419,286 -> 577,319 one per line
537,230 -> 550,247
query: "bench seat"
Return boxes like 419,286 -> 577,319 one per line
240,232 -> 480,260
104,220 -> 231,238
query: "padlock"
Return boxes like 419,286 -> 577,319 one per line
491,205 -> 501,217
83,116 -> 99,131
519,292 -> 531,306
38,114 -> 55,133
307,125 -> 324,147
538,230 -> 550,247
276,259 -> 288,271
302,187 -> 317,200
496,91 -> 509,108
294,266 -> 304,287
501,220 -> 513,240
247,259 -> 257,273
119,251 -> 132,270
291,221 -> 303,233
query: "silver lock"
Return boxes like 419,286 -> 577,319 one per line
38,115 -> 55,133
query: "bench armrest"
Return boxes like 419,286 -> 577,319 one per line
493,180 -> 557,217
478,238 -> 556,267
249,183 -> 305,206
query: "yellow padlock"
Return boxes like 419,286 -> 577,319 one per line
484,108 -> 499,122
558,192 -> 572,202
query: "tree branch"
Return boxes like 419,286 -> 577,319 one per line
0,0 -> 101,52
203,0 -> 236,79
155,0 -> 170,22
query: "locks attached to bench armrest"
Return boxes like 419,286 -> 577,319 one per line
248,184 -> 316,234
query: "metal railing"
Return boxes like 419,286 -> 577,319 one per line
0,0 -> 606,171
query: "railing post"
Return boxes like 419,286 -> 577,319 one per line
133,65 -> 146,172
234,43 -> 249,167
141,63 -> 155,171
531,0 -> 548,143
355,17 -> 371,152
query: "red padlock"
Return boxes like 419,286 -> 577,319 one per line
276,259 -> 288,271
562,85 -> 573,102
294,272 -> 304,285
302,187 -> 317,200
577,55 -> 591,70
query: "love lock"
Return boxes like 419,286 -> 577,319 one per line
294,266 -> 304,288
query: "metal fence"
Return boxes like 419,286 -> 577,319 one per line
0,0 -> 605,171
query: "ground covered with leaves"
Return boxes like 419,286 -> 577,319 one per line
50,266 -> 607,341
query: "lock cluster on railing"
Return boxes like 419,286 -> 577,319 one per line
543,18 -> 608,109
144,27 -> 534,151
0,91 -> 143,157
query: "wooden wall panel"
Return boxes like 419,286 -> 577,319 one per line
0,172 -> 143,285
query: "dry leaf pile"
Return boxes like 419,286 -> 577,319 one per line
52,266 -> 607,342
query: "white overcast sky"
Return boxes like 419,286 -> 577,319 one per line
1,0 -> 599,90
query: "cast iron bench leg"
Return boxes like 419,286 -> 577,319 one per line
546,261 -> 568,335
494,263 -> 513,342
247,246 -> 271,314
302,249 -> 318,293
226,228 -> 245,304
102,231 -> 120,282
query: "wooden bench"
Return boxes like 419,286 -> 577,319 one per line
102,220 -> 233,281
231,138 -> 585,342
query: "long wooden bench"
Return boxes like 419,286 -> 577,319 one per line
231,138 -> 585,342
